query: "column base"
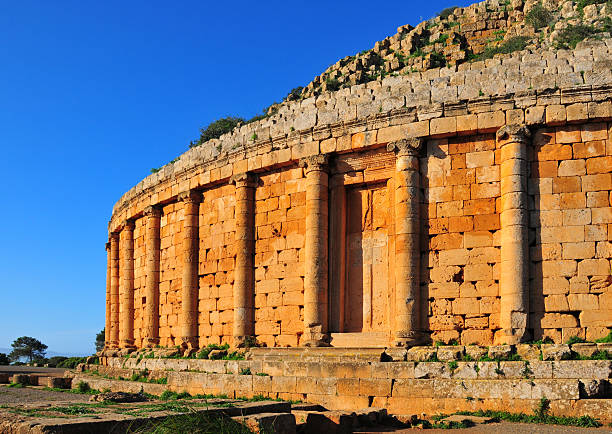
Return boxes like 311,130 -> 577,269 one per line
392,331 -> 426,348
233,335 -> 258,349
143,338 -> 160,348
119,340 -> 137,350
179,337 -> 199,355
301,325 -> 331,347
494,328 -> 531,345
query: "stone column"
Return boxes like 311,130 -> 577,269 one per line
388,138 -> 424,347
178,190 -> 202,351
497,125 -> 531,344
231,172 -> 257,347
143,205 -> 162,347
119,220 -> 136,349
109,233 -> 120,348
300,154 -> 330,346
105,241 -> 111,348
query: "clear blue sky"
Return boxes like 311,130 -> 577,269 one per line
0,0 -> 473,356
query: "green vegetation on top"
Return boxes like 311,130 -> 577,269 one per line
470,36 -> 531,61
526,3 -> 554,30
438,6 -> 458,20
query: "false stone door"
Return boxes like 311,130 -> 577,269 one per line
343,183 -> 390,333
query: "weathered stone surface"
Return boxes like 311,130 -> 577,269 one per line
541,344 -> 572,361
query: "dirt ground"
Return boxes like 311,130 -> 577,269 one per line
0,385 -> 90,404
356,423 -> 612,433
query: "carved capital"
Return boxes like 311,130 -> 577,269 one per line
143,205 -> 162,218
122,219 -> 135,231
178,190 -> 202,204
105,241 -> 111,251
387,138 -> 425,157
230,172 -> 258,188
110,232 -> 120,242
496,124 -> 531,145
299,154 -> 330,173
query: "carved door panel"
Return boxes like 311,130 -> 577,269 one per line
344,184 -> 389,333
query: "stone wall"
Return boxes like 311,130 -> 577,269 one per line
83,355 -> 612,422
105,39 -> 612,350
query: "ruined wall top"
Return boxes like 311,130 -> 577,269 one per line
109,36 -> 612,229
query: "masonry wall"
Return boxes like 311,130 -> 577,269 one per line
105,40 -> 612,350
422,134 -> 502,346
530,123 -> 612,343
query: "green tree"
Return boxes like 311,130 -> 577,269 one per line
0,353 -> 9,365
95,329 -> 105,352
8,336 -> 47,363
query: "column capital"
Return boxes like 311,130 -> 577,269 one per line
105,241 -> 111,251
143,205 -> 162,218
231,172 -> 258,188
178,190 -> 202,204
122,219 -> 135,231
496,124 -> 531,145
299,154 -> 330,173
387,138 -> 425,156
110,231 -> 120,241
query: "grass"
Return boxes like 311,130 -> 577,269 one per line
450,408 -> 601,427
7,382 -> 24,388
594,330 -> 612,343
127,409 -> 256,434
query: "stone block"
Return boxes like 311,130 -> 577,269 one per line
407,346 -> 436,362
233,412 -> 296,434
437,346 -> 464,361
541,344 -> 572,361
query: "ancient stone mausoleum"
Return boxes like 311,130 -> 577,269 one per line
104,6 -> 612,352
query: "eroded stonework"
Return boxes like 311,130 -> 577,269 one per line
104,33 -> 612,352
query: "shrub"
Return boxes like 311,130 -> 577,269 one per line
77,381 -> 91,393
190,117 -> 244,149
286,86 -> 303,101
325,77 -> 341,92
472,36 -> 531,61
526,3 -> 554,30
577,0 -> 607,14
57,357 -> 88,369
438,6 -> 458,20
555,24 -> 598,49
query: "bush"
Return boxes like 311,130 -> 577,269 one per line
286,86 -> 303,101
325,77 -> 341,92
472,36 -> 531,61
189,117 -> 244,149
526,3 -> 554,30
555,24 -> 598,49
438,6 -> 458,20
577,0 -> 607,14
57,357 -> 87,369
0,353 -> 9,365
77,381 -> 90,393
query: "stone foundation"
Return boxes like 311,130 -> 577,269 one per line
81,352 -> 612,423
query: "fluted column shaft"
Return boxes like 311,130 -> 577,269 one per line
109,233 -> 120,348
388,138 -> 424,347
179,190 -> 202,350
119,220 -> 135,349
300,155 -> 330,346
231,173 -> 257,346
497,125 -> 531,344
143,206 -> 162,347
105,242 -> 111,348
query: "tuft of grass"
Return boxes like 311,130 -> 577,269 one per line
7,382 -> 24,388
239,368 -> 251,376
451,408 -> 601,427
566,336 -> 587,345
127,409 -> 254,434
447,361 -> 459,372
594,330 -> 612,343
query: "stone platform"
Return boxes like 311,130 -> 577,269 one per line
76,350 -> 612,424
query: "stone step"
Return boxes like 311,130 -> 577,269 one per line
232,412 -> 296,434
329,332 -> 389,348
247,347 -> 385,362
